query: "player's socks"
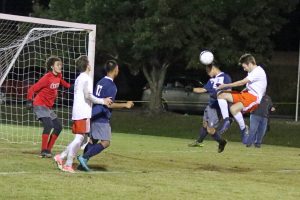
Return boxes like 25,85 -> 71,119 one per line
217,99 -> 229,119
83,143 -> 105,159
233,112 -> 245,130
197,127 -> 208,143
41,133 -> 50,151
211,132 -> 222,143
47,134 -> 59,152
84,143 -> 93,154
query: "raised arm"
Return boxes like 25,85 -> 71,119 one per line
217,78 -> 249,90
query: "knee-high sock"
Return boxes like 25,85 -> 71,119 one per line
197,127 -> 208,143
41,134 -> 49,151
233,112 -> 245,130
211,132 -> 223,143
65,134 -> 84,167
218,99 -> 229,119
83,143 -> 105,159
47,134 -> 59,152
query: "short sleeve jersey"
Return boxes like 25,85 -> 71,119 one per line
204,72 -> 232,109
246,66 -> 267,103
92,76 -> 117,123
72,72 -> 93,120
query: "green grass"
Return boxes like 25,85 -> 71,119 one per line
0,133 -> 300,199
0,111 -> 300,199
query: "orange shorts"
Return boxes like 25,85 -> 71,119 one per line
72,119 -> 90,134
231,91 -> 259,113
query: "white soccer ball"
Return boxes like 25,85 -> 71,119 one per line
199,50 -> 214,65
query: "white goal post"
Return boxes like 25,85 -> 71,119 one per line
0,13 -> 96,145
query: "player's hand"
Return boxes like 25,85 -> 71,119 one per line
217,84 -> 226,90
103,97 -> 113,106
125,101 -> 134,109
26,100 -> 33,110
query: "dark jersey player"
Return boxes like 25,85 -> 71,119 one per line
27,56 -> 70,158
77,60 -> 134,171
188,63 -> 232,153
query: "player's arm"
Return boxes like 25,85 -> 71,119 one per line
60,78 -> 71,88
108,101 -> 134,109
217,78 -> 249,90
82,81 -> 112,106
27,76 -> 48,100
193,87 -> 207,93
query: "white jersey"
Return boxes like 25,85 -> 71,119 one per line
72,72 -> 93,120
246,66 -> 267,103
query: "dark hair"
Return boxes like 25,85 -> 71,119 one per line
239,53 -> 256,65
75,55 -> 89,72
104,60 -> 118,73
46,56 -> 62,70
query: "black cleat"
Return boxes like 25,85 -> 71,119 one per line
218,140 -> 227,153
39,150 -> 52,158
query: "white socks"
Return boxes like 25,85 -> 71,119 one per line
61,134 -> 84,167
233,112 -> 245,130
218,99 -> 229,119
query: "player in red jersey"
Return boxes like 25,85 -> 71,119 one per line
27,56 -> 70,158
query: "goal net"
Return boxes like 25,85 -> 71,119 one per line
0,13 -> 96,146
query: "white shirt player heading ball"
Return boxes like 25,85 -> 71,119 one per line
200,50 -> 214,65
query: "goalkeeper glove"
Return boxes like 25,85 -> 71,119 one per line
26,100 -> 33,110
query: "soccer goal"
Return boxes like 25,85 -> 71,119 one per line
0,13 -> 96,145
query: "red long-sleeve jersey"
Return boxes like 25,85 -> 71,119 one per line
27,72 -> 70,108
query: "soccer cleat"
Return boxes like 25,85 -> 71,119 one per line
188,140 -> 204,147
62,165 -> 75,173
77,155 -> 90,171
218,117 -> 231,135
241,125 -> 249,144
54,154 -> 64,170
218,140 -> 227,153
39,150 -> 52,158
254,144 -> 261,148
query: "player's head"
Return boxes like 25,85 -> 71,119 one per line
46,56 -> 62,75
104,60 -> 119,78
239,53 -> 256,72
76,55 -> 90,72
205,61 -> 220,78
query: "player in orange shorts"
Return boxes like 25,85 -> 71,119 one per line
216,54 -> 267,143
53,55 -> 112,173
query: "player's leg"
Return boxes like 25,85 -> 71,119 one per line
78,122 -> 111,171
188,106 -> 209,147
47,117 -> 62,154
246,114 -> 260,147
217,92 -> 234,119
254,117 -> 268,148
217,92 -> 234,134
33,106 -> 54,157
62,134 -> 84,173
205,107 -> 227,153
230,102 -> 249,143
39,117 -> 54,157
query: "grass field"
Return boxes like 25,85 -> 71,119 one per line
1,133 -> 300,199
0,111 -> 300,200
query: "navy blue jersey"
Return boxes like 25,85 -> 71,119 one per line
204,72 -> 232,109
92,76 -> 117,123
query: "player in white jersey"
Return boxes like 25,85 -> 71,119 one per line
54,55 -> 112,173
216,54 -> 267,143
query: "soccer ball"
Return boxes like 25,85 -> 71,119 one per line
199,50 -> 214,65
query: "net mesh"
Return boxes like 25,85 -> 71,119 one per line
0,17 -> 91,145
